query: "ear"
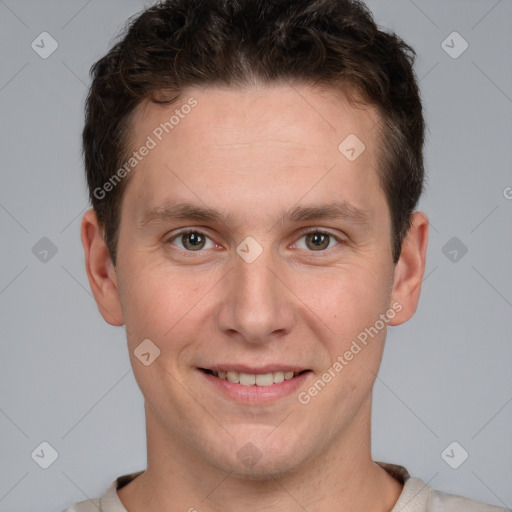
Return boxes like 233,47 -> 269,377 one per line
388,211 -> 429,326
81,209 -> 124,326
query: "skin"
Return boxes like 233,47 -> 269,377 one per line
82,83 -> 428,512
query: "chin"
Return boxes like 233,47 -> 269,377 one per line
222,453 -> 305,481
206,429 -> 311,480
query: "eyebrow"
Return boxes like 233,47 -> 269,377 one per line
137,200 -> 371,229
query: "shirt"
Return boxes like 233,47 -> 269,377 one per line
62,461 -> 509,511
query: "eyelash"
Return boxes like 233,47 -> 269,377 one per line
166,227 -> 344,255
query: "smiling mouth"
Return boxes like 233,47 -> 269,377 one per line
200,368 -> 310,386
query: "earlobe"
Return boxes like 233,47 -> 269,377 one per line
388,211 -> 429,326
81,209 -> 124,326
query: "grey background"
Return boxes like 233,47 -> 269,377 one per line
0,0 -> 511,511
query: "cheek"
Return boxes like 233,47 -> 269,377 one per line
293,261 -> 392,343
296,265 -> 392,421
117,262 -> 182,340
118,270 -> 205,404
117,258 -> 220,357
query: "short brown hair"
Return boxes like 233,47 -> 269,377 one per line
83,0 -> 425,265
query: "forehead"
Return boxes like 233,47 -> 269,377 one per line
134,83 -> 380,151
122,84 -> 385,225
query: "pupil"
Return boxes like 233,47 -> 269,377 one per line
308,233 -> 329,250
185,232 -> 204,250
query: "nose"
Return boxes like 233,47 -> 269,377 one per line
215,243 -> 295,345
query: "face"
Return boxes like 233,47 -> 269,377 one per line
93,84 -> 415,477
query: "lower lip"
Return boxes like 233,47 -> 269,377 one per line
199,370 -> 311,404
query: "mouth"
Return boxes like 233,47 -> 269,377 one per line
199,368 -> 311,387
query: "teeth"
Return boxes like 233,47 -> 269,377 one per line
273,371 -> 285,383
239,373 -> 256,386
211,370 -> 302,386
255,373 -> 273,386
227,371 -> 239,383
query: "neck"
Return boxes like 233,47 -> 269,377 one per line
118,396 -> 403,512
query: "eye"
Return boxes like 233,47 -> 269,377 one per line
169,230 -> 216,251
294,230 -> 342,251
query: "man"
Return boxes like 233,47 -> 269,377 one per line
64,0 -> 507,510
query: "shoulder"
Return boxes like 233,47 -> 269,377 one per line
60,498 -> 101,512
426,487 -> 509,512
396,474 -> 508,512
376,463 -> 509,512
60,470 -> 143,512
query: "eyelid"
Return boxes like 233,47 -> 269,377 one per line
298,226 -> 345,239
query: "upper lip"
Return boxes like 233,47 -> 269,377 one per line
200,365 -> 310,374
